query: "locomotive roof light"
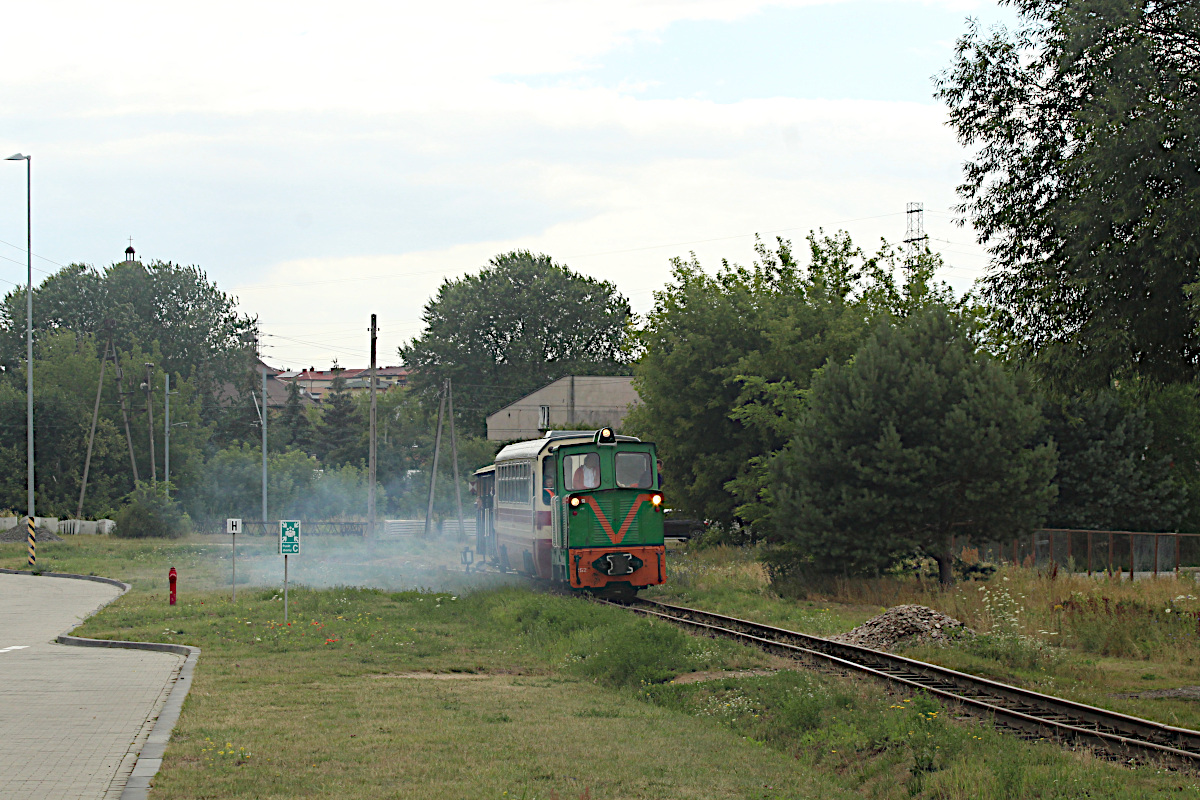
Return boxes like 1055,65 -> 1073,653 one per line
596,427 -> 616,444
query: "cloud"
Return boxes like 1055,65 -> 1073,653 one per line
0,0 -> 999,371
1,0 -> 997,114
236,93 -> 986,369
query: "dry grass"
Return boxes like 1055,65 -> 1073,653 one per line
812,565 -> 1200,645
657,544 -> 1200,732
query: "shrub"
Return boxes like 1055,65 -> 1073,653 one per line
113,483 -> 191,539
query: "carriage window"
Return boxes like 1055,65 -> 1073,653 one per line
498,462 -> 532,504
615,452 -> 653,489
564,453 -> 600,490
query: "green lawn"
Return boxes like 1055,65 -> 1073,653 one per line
2,536 -> 836,800
6,536 -> 1200,799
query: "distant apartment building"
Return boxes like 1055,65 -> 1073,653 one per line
277,365 -> 409,402
486,376 -> 640,442
216,359 -> 318,409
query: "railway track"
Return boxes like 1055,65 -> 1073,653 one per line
613,597 -> 1200,769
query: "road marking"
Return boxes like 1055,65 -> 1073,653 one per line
0,645 -> 30,653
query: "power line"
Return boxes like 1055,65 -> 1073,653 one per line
0,238 -> 67,275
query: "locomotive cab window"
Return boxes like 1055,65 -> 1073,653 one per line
615,452 -> 653,489
564,453 -> 600,490
541,458 -> 555,505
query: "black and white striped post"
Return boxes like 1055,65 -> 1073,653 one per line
26,516 -> 35,568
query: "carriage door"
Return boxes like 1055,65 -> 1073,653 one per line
476,472 -> 495,560
549,453 -> 566,580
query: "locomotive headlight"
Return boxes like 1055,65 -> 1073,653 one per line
650,493 -> 663,507
569,496 -> 581,508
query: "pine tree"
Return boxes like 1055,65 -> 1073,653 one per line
279,380 -> 316,454
770,306 -> 1057,584
318,370 -> 363,466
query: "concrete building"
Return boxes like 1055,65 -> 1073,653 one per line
486,376 -> 640,442
215,359 -> 318,409
278,364 -> 409,401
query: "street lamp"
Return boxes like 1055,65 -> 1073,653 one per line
6,153 -> 33,562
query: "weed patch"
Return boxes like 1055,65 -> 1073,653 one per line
641,670 -> 1196,799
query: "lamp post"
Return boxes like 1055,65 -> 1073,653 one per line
6,153 -> 33,555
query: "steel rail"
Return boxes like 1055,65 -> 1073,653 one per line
616,597 -> 1200,769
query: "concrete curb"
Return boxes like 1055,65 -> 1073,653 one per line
1,568 -> 199,800
0,567 -> 130,592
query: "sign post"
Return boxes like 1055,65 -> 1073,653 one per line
280,520 -> 300,623
226,518 -> 242,600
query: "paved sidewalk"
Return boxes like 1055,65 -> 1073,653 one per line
0,573 -> 183,799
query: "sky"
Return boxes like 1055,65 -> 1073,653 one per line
0,0 -> 1020,372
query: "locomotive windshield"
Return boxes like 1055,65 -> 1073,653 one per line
615,452 -> 653,489
565,453 -> 600,490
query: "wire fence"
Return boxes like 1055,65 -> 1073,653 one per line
966,529 -> 1200,579
203,521 -> 367,537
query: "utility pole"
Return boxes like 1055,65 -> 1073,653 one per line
143,363 -> 157,484
261,364 -> 268,524
368,314 -> 377,539
424,383 -> 446,535
112,346 -> 139,485
448,378 -> 465,538
164,373 -> 179,493
164,373 -> 169,489
76,340 -> 109,519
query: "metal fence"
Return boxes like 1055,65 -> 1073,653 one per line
966,529 -> 1200,578
201,520 -> 435,538
204,521 -> 367,537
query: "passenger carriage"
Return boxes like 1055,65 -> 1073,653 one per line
473,428 -> 665,597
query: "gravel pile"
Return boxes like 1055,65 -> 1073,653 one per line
831,604 -> 973,651
0,525 -> 62,543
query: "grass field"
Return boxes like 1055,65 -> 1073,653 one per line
646,544 -> 1200,732
5,536 -> 1200,798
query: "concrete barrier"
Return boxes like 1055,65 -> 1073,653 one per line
383,519 -> 426,537
0,516 -> 59,531
59,519 -> 115,535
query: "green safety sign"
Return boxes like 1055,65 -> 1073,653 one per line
280,520 -> 301,554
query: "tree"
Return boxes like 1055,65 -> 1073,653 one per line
0,331 -> 206,517
627,233 -> 956,530
318,370 -> 363,466
279,380 -> 316,453
770,306 -> 1057,584
937,0 -> 1200,386
400,251 -> 632,435
1042,391 -> 1186,531
0,260 -> 257,415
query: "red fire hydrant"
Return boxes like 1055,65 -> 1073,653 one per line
169,567 -> 177,606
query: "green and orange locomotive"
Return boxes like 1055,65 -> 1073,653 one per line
472,428 -> 665,598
